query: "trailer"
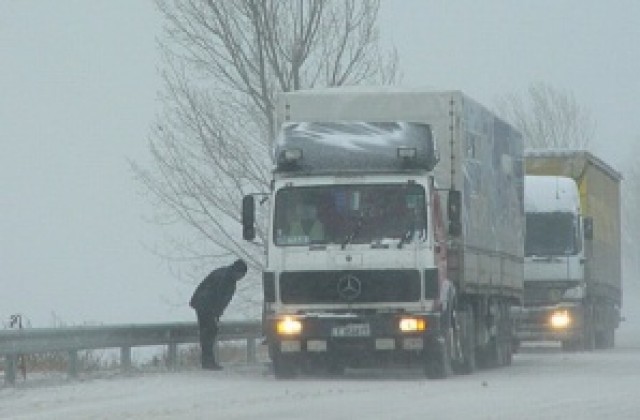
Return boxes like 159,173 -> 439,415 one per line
242,87 -> 524,378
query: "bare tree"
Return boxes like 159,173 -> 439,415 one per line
133,1 -> 398,282
497,81 -> 595,149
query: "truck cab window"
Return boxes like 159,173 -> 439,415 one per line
525,212 -> 578,256
274,184 -> 427,246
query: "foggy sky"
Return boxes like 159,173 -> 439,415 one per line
1,0 -> 638,327
381,0 -> 640,165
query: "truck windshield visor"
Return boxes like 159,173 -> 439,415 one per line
274,184 -> 427,246
525,212 -> 580,256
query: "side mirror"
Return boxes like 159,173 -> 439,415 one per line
242,195 -> 255,240
447,190 -> 462,236
583,217 -> 594,240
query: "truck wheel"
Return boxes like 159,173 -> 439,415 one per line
326,360 -> 345,376
477,303 -> 511,368
561,339 -> 579,352
503,339 -> 513,366
478,337 -> 506,367
606,328 -> 616,348
582,320 -> 596,351
424,338 -> 452,379
502,303 -> 514,366
595,330 -> 606,349
272,355 -> 298,379
595,327 -> 615,349
563,321 -> 595,352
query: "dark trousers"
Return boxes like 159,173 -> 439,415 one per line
196,309 -> 219,366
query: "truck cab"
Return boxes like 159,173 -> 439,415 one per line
517,149 -> 622,351
520,176 -> 589,346
245,121 -> 453,378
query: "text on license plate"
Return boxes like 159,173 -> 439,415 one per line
331,323 -> 371,337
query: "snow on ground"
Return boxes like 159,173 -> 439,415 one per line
2,325 -> 640,420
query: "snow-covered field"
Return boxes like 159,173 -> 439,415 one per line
2,323 -> 640,420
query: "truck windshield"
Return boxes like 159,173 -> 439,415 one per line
525,212 -> 579,256
274,184 -> 427,246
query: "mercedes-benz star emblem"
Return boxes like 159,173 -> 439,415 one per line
337,274 -> 362,301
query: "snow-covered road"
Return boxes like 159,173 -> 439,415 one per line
2,326 -> 640,420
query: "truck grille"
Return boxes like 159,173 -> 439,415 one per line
279,270 -> 421,304
524,281 -> 578,306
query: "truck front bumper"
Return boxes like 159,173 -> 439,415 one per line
266,312 -> 442,367
514,304 -> 584,342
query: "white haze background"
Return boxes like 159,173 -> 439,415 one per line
1,1 -> 638,330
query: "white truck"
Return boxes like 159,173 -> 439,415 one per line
516,150 -> 622,350
242,88 -> 524,378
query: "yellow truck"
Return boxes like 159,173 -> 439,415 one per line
516,149 -> 622,350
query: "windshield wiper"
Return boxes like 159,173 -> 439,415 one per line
397,222 -> 416,249
396,231 -> 415,249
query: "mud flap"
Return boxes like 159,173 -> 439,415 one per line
452,307 -> 476,374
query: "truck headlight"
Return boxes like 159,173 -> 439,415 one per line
277,316 -> 302,335
399,317 -> 427,332
550,310 -> 571,329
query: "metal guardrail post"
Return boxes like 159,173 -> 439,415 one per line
5,355 -> 17,385
68,350 -> 78,378
121,346 -> 132,372
247,338 -> 257,363
167,343 -> 178,370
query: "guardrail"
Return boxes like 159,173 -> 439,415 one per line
0,321 -> 262,386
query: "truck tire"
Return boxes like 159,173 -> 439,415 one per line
503,339 -> 513,366
561,339 -> 579,352
272,351 -> 298,379
273,359 -> 297,379
582,315 -> 596,351
502,303 -> 514,366
562,317 -> 595,352
479,336 -> 510,367
606,328 -> 616,348
326,360 -> 346,376
424,338 -> 452,379
477,302 -> 511,368
595,327 -> 615,349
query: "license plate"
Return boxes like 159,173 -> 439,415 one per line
331,323 -> 371,337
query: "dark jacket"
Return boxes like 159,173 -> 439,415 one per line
189,266 -> 238,317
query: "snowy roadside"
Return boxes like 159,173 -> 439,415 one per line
2,337 -> 640,419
